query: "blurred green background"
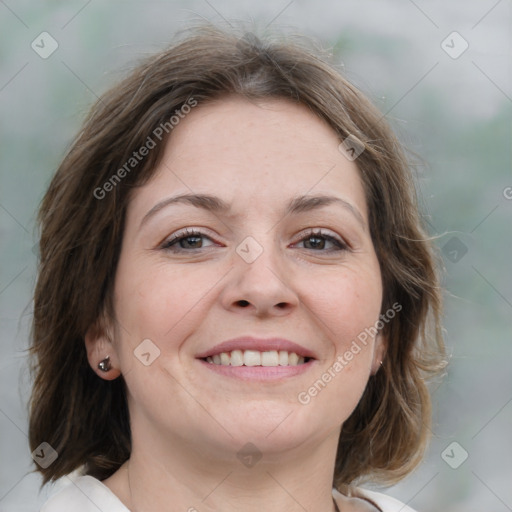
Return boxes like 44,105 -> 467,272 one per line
1,1 -> 511,511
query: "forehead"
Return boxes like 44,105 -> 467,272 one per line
127,96 -> 368,223
165,95 -> 342,167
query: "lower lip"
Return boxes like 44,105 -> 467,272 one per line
197,359 -> 315,381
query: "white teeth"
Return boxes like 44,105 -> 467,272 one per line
261,350 -> 279,367
243,350 -> 261,366
205,350 -> 308,367
230,349 -> 244,366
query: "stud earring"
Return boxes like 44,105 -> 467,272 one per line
98,356 -> 111,372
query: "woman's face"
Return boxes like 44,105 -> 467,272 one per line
89,96 -> 385,461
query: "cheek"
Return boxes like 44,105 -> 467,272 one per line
296,270 -> 381,417
303,266 -> 382,351
112,257 -> 221,349
111,260 -> 218,404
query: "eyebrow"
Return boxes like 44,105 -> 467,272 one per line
287,194 -> 366,229
140,193 -> 366,230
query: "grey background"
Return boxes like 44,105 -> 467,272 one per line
1,1 -> 511,511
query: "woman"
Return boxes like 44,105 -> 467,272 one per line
30,25 -> 446,512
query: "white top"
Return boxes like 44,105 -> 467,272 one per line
41,474 -> 417,512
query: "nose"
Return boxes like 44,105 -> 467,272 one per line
219,239 -> 299,318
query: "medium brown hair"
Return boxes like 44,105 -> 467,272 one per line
29,24 -> 446,490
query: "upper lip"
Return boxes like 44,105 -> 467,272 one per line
196,337 -> 317,360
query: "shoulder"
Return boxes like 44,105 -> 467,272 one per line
356,488 -> 418,512
333,487 -> 419,512
41,473 -> 129,512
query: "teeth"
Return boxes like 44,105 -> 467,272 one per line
261,350 -> 279,367
244,350 -> 261,366
230,349 -> 244,366
288,352 -> 299,366
205,350 -> 308,367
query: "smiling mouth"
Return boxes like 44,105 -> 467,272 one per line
201,350 -> 313,367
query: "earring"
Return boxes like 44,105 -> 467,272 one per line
98,356 -> 111,372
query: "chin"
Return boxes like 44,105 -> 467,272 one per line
214,402 -> 323,452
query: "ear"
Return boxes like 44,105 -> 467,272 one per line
371,332 -> 387,375
84,313 -> 122,381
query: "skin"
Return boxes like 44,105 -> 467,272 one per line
85,96 -> 386,512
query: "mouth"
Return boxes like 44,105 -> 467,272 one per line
195,337 -> 316,380
201,349 -> 312,367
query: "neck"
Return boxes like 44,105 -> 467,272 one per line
108,423 -> 341,512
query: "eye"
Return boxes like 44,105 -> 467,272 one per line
294,229 -> 348,252
161,228 -> 216,252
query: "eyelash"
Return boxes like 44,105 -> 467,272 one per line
161,228 -> 215,252
296,229 -> 349,252
160,228 -> 348,253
